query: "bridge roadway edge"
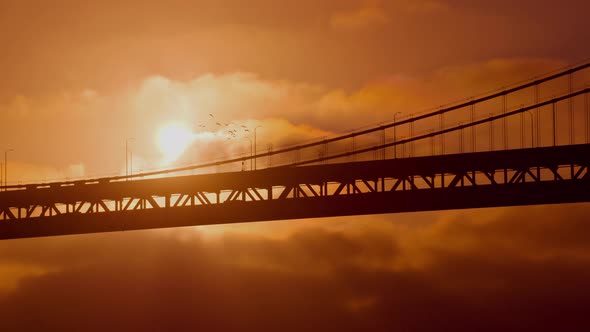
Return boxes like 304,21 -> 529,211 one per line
1,179 -> 589,240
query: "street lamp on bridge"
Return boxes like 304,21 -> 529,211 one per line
253,125 -> 262,170
126,138 -> 135,180
4,149 -> 14,191
393,112 -> 402,159
244,137 -> 253,171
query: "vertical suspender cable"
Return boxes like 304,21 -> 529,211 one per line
440,113 -> 445,155
535,84 -> 540,147
471,103 -> 476,152
503,93 -> 507,149
569,73 -> 574,144
552,102 -> 557,146
585,92 -> 589,143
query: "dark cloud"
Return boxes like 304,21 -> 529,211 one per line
1,204 -> 589,331
1,0 -> 588,98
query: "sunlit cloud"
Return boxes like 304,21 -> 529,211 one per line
156,122 -> 195,164
0,57 -> 573,184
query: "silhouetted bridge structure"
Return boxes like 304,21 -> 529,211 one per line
1,62 -> 590,239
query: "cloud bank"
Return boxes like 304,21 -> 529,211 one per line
0,203 -> 589,331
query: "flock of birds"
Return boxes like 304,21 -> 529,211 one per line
195,113 -> 253,141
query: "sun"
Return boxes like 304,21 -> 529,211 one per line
157,123 -> 194,163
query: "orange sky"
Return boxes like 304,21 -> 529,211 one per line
1,0 -> 590,330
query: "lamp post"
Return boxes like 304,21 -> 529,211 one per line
254,125 -> 262,170
4,149 -> 14,190
526,111 -> 534,148
393,112 -> 402,159
126,138 -> 135,180
399,136 -> 406,158
244,137 -> 253,171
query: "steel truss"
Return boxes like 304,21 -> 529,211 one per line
1,144 -> 590,239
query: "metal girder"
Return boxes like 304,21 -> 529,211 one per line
1,162 -> 587,223
1,144 -> 590,239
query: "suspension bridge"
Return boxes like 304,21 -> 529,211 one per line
1,62 -> 590,240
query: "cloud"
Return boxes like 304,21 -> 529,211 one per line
0,263 -> 53,294
1,0 -> 588,98
0,56 -> 581,183
3,161 -> 87,185
405,0 -> 448,13
329,0 -> 449,33
330,6 -> 390,31
0,203 -> 589,330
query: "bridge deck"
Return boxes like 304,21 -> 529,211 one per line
1,144 -> 590,239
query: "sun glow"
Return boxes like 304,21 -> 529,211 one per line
157,123 -> 195,163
